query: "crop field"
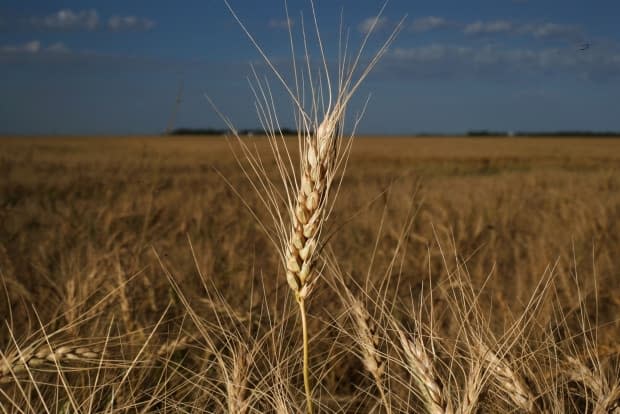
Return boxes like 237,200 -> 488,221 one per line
1,135 -> 619,412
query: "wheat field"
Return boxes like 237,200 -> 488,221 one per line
0,135 -> 619,412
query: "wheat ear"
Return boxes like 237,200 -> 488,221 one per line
477,342 -> 535,412
396,327 -> 452,414
218,0 -> 404,302
349,297 -> 391,413
457,358 -> 485,414
566,355 -> 620,414
223,345 -> 252,414
154,335 -> 192,358
1,343 -> 100,384
284,110 -> 337,301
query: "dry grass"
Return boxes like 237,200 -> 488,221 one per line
0,135 -> 619,412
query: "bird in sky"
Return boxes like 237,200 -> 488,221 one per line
578,42 -> 591,51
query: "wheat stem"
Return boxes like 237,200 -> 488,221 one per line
298,297 -> 313,414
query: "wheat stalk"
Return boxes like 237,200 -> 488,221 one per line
217,2 -> 404,412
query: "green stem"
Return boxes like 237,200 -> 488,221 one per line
298,297 -> 312,414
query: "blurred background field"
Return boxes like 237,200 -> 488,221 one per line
1,135 -> 619,411
1,135 -> 619,333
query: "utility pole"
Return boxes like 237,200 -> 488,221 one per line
165,78 -> 184,135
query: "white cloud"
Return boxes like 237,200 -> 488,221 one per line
391,44 -> 546,67
31,9 -> 99,31
384,43 -> 620,81
0,40 -> 71,55
462,20 -> 582,41
46,42 -> 70,53
108,16 -> 156,31
393,44 -> 462,61
1,40 -> 41,54
464,20 -> 513,35
268,18 -> 294,30
411,16 -> 450,32
27,10 -> 155,32
358,16 -> 389,34
518,22 -> 582,39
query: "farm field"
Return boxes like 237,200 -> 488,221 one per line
1,135 -> 619,412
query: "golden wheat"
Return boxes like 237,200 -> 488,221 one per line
396,327 -> 452,414
477,342 -> 535,412
0,342 -> 100,384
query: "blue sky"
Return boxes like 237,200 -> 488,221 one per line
1,0 -> 619,135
